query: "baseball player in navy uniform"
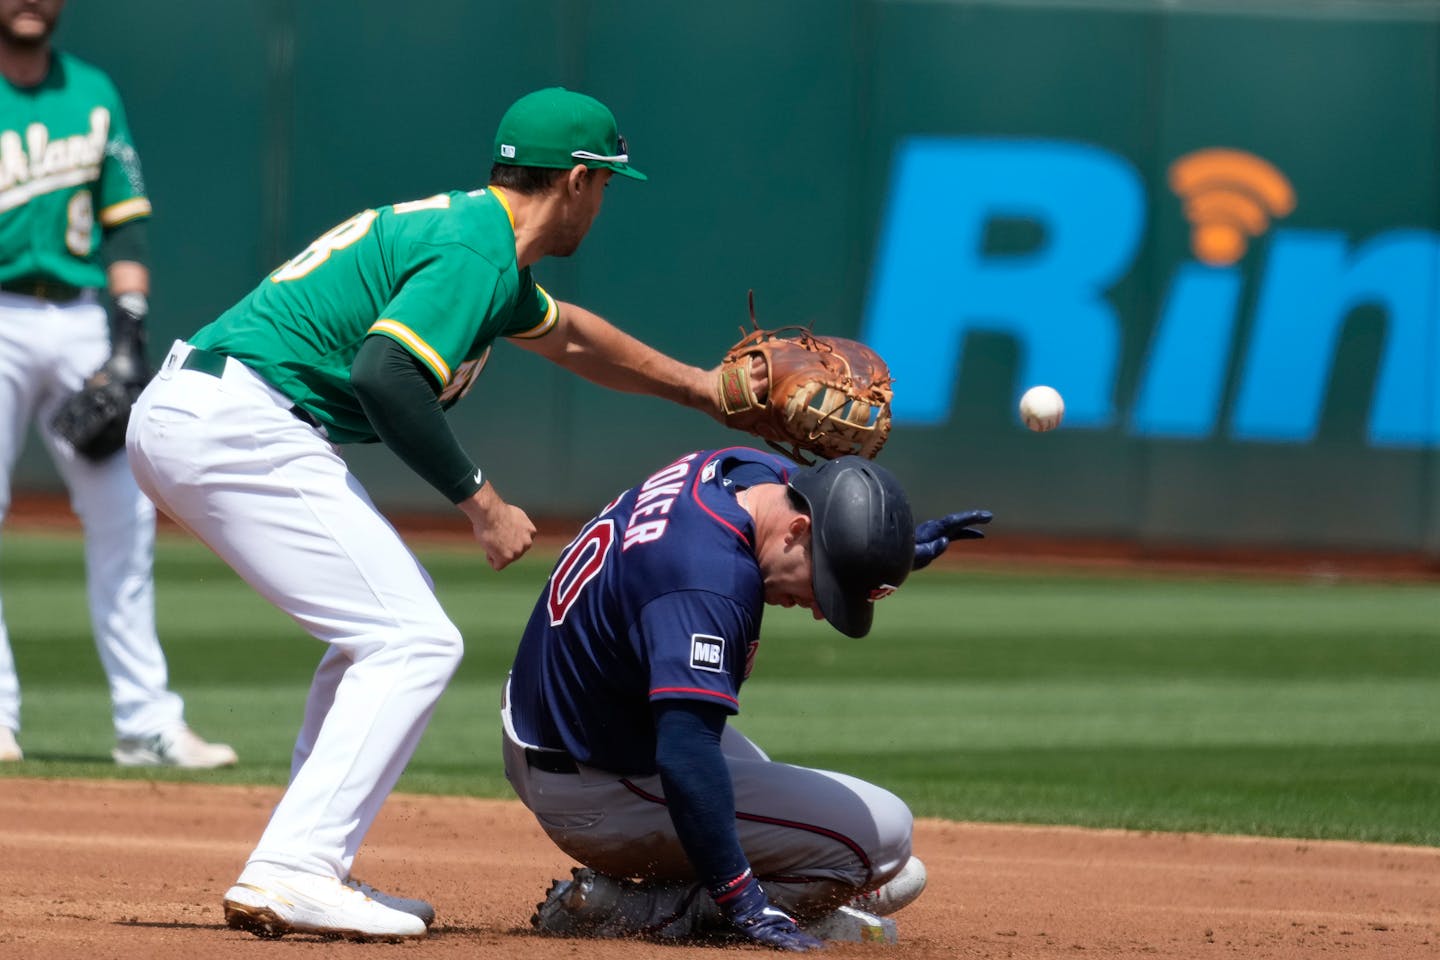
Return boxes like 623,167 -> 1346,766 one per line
0,0 -> 234,767
506,448 -> 986,947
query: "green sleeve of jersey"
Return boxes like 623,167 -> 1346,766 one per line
501,275 -> 558,339
96,86 -> 150,229
352,335 -> 484,505
369,246 -> 509,388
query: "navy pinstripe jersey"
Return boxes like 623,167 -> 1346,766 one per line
507,447 -> 796,775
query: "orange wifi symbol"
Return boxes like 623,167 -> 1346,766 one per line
1168,149 -> 1295,267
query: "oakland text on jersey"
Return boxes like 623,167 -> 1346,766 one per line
0,107 -> 110,214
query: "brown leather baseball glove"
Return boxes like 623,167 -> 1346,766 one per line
715,293 -> 894,464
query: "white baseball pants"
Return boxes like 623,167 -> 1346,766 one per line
128,340 -> 463,879
0,290 -> 183,740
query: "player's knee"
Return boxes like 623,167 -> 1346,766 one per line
421,622 -> 465,675
867,787 -> 916,878
420,620 -> 463,655
72,480 -> 153,536
376,619 -> 464,681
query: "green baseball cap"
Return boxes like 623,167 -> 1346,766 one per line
493,87 -> 647,182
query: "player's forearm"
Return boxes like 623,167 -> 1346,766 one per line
353,335 -> 485,504
106,260 -> 149,297
456,481 -> 507,527
103,219 -> 150,295
654,703 -> 749,887
100,260 -> 151,376
538,301 -> 715,414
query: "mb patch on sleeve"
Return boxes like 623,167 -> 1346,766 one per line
690,634 -> 725,673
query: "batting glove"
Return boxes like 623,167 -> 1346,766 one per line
102,292 -> 153,391
711,870 -> 824,952
913,509 -> 994,570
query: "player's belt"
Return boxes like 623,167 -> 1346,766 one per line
525,747 -> 580,775
180,346 -> 228,378
0,278 -> 85,301
181,346 -> 327,433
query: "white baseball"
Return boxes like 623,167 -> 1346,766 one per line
1019,385 -> 1065,432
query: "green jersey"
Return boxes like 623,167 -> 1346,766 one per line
192,188 -> 557,445
0,52 -> 151,289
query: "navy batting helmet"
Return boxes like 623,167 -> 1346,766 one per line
788,456 -> 915,639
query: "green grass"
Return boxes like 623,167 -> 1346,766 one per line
3,529 -> 1438,845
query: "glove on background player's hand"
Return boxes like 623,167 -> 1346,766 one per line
913,510 -> 994,570
714,291 -> 893,466
712,871 -> 824,952
49,293 -> 153,462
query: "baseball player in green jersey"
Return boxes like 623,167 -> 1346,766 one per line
128,86 -> 752,941
0,0 -> 235,767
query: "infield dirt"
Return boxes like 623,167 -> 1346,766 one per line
0,778 -> 1435,959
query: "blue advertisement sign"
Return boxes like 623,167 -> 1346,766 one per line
862,138 -> 1440,447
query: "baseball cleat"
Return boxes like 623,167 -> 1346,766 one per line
532,867 -> 626,935
0,726 -> 21,762
532,874 -> 580,934
113,724 -> 238,769
222,867 -> 427,940
804,905 -> 898,943
532,868 -> 719,940
849,855 -> 927,916
345,877 -> 436,927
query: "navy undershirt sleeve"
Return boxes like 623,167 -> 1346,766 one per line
653,700 -> 749,887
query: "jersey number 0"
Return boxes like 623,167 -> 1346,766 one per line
547,519 -> 616,626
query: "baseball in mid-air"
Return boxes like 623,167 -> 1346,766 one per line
1019,385 -> 1065,432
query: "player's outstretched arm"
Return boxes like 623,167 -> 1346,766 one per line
515,300 -> 728,422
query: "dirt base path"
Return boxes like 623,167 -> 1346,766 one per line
0,779 -> 1436,959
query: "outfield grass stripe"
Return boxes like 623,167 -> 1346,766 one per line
3,530 -> 1438,846
734,680 -> 1440,749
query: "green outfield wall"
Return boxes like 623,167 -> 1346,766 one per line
17,0 -> 1439,556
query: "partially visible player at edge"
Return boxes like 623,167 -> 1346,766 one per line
127,86 -> 764,940
0,0 -> 235,768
